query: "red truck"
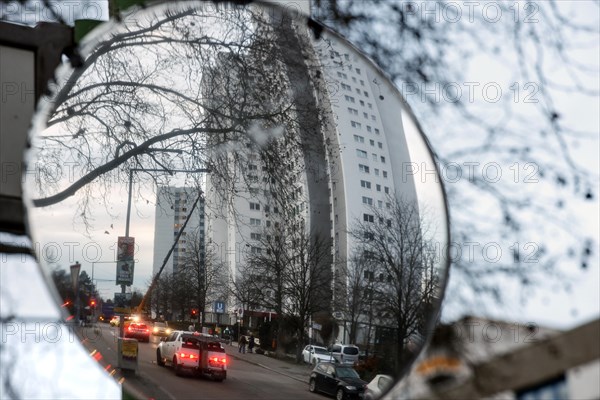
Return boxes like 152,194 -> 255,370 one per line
157,331 -> 227,381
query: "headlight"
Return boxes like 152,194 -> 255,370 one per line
166,328 -> 172,334
153,327 -> 158,333
345,386 -> 357,391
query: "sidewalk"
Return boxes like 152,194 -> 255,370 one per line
225,342 -> 313,383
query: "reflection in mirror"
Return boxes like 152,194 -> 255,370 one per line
26,1 -> 449,397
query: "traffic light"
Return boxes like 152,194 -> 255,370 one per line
191,309 -> 197,318
90,299 -> 96,308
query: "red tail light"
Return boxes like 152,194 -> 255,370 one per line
209,356 -> 227,366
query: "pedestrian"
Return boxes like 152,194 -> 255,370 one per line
239,335 -> 247,353
248,334 -> 255,353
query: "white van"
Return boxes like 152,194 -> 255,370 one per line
329,344 -> 359,365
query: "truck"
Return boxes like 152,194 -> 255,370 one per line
156,331 -> 227,381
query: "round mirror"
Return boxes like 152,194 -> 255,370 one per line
25,1 -> 449,398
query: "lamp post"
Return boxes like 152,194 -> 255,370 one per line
70,262 -> 81,325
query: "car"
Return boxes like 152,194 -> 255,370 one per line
109,316 -> 120,326
152,322 -> 172,337
364,374 -> 394,400
302,345 -> 332,365
124,322 -> 150,342
308,362 -> 367,400
329,344 -> 360,366
157,331 -> 227,381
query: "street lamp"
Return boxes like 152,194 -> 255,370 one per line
70,262 -> 81,325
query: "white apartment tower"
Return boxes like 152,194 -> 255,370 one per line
152,186 -> 205,277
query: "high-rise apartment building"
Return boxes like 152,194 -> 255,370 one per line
152,186 -> 205,277
203,16 -> 419,339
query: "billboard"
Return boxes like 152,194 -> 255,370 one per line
116,236 -> 135,285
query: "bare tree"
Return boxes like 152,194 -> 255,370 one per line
178,227 -> 229,327
29,6 -> 308,230
351,195 -> 440,373
334,253 -> 381,349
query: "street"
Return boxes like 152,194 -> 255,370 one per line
81,324 -> 316,400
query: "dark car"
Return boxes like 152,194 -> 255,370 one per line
308,362 -> 367,400
124,322 -> 150,342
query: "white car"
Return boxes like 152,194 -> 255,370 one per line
302,345 -> 332,365
364,374 -> 394,400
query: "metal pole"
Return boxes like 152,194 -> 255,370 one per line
125,168 -> 134,237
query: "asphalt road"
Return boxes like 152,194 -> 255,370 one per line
83,324 -> 317,400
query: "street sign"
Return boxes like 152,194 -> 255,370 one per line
214,301 -> 225,314
116,236 -> 135,285
114,292 -> 132,314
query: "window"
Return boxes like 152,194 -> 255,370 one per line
374,168 -> 380,176
248,164 -> 258,171
364,91 -> 369,97
378,142 -> 383,149
360,180 -> 371,189
356,149 -> 367,158
353,134 -> 364,143
250,246 -> 262,254
368,103 -> 372,109
383,171 -> 388,178
344,95 -> 355,103
250,218 -> 261,226
375,128 -> 380,135
363,213 -> 374,222
376,184 -> 381,192
359,164 -> 370,173
378,200 -> 383,208
264,205 -> 270,212
380,156 -> 386,163
366,125 -> 372,133
337,71 -> 347,79
360,80 -> 365,86
370,139 -> 375,146
347,107 -> 358,115
359,100 -> 365,107
372,153 -> 378,161
371,114 -> 376,121
352,76 -> 357,83
341,83 -> 352,91
250,233 -> 262,240
385,186 -> 390,194
363,112 -> 368,119
356,68 -> 361,74
362,196 -> 373,205
351,121 -> 362,128
249,202 -> 260,211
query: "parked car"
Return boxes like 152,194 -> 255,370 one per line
364,374 -> 394,400
152,322 -> 171,337
308,362 -> 367,400
329,344 -> 360,366
302,345 -> 332,365
124,322 -> 150,342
